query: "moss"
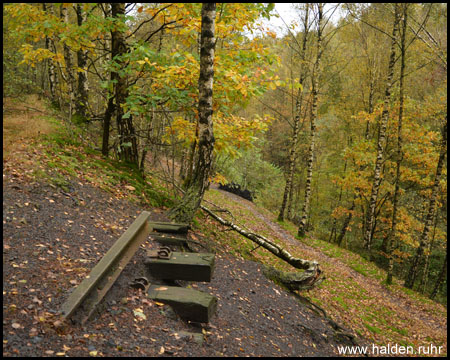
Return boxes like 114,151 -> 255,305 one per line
32,168 -> 50,181
261,265 -> 289,290
71,112 -> 88,125
389,326 -> 409,336
333,295 -> 350,310
364,322 -> 382,334
349,264 -> 368,277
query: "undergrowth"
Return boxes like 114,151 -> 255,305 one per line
29,115 -> 175,209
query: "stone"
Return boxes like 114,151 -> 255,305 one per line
176,331 -> 204,345
148,285 -> 217,323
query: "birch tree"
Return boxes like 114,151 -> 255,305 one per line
278,3 -> 310,222
298,3 -> 323,237
386,3 -> 408,285
60,5 -> 76,118
363,3 -> 401,251
42,3 -> 59,107
74,4 -> 89,120
169,3 -> 216,224
405,120 -> 447,288
110,3 -> 139,164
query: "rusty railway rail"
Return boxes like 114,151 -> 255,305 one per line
60,211 -> 153,324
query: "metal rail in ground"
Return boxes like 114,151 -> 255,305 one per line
60,211 -> 152,324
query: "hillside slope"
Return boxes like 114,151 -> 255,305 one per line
3,96 -> 446,357
200,187 -> 447,356
3,96 -> 359,357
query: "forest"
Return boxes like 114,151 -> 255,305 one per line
3,3 -> 447,357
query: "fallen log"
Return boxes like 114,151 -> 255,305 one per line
200,204 -> 323,290
155,176 -> 323,290
262,265 -> 323,292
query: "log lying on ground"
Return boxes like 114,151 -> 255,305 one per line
200,204 -> 323,290
262,265 -> 324,292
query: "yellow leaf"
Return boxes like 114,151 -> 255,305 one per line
133,308 -> 147,320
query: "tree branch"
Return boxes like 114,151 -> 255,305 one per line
200,203 -> 321,275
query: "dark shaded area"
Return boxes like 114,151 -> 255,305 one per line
218,182 -> 254,202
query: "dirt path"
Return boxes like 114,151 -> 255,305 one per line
3,95 -> 54,158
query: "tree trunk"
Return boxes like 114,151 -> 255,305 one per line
337,199 -> 355,247
169,3 -> 216,224
102,96 -> 115,157
278,4 -> 310,222
430,245 -> 447,300
386,3 -> 408,285
286,170 -> 296,220
75,4 -> 89,120
179,146 -> 187,180
405,120 -> 447,288
101,5 -> 113,157
419,215 -> 437,293
298,3 -> 323,237
60,5 -> 76,117
330,162 -> 346,243
363,4 -> 401,251
111,3 -> 138,165
184,122 -> 198,188
43,3 -> 59,107
338,64 -> 375,247
201,204 -> 321,276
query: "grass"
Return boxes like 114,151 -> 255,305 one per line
364,322 -> 383,334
